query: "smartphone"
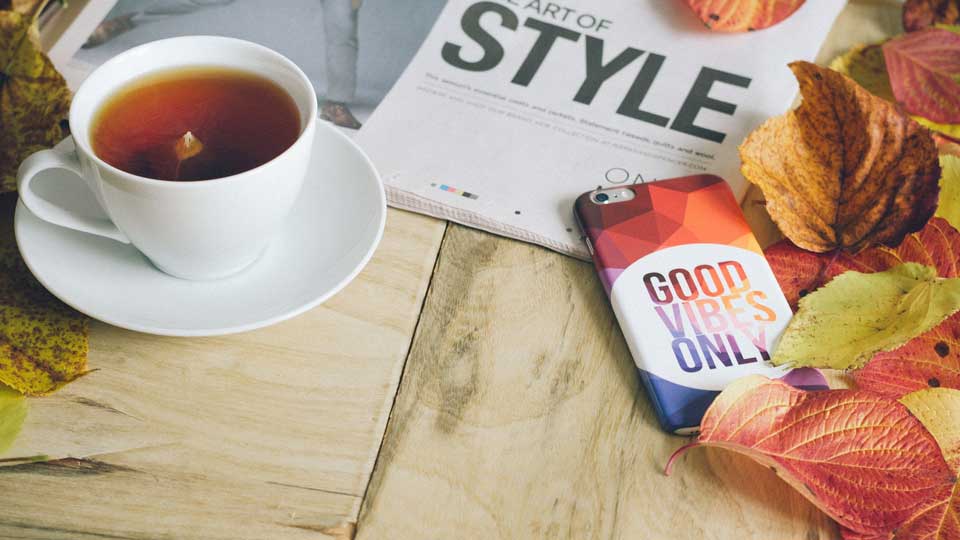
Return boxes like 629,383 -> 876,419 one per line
574,174 -> 798,434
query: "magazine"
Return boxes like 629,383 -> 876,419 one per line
65,0 -> 446,130
357,0 -> 846,258
62,0 -> 845,259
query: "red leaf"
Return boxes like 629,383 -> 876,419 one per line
840,528 -> 888,540
894,484 -> 960,539
684,0 -> 805,32
667,377 -> 955,537
883,28 -> 960,124
855,312 -> 960,398
767,217 -> 960,308
903,0 -> 960,32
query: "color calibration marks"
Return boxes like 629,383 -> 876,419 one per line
432,182 -> 479,200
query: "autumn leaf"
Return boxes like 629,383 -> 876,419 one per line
0,1 -> 71,193
766,217 -> 960,308
740,62 -> 941,253
0,385 -> 25,455
921,117 -> 960,144
891,388 -> 960,539
854,311 -> 960,398
904,0 -> 960,32
902,389 -> 960,466
939,156 -> 960,231
830,38 -> 960,143
774,263 -> 960,370
0,1 -> 45,13
684,0 -> 804,32
828,43 -> 895,101
828,26 -> 960,139
0,194 -> 87,395
883,28 -> 960,124
936,130 -> 960,151
667,376 -> 956,537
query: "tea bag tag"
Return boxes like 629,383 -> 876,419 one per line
173,131 -> 204,180
174,131 -> 204,161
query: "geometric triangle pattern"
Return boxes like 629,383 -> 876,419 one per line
575,175 -> 761,292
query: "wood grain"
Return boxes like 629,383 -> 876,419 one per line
355,2 -> 905,539
356,224 -> 837,539
0,208 -> 446,540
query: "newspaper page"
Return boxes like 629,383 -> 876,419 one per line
357,0 -> 847,259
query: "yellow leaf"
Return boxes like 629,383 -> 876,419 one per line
0,384 -> 25,455
0,195 -> 88,395
773,263 -> 960,370
894,387 -> 960,540
900,388 -> 960,472
918,116 -> 960,142
829,43 -> 895,101
0,3 -> 71,193
937,155 -> 960,230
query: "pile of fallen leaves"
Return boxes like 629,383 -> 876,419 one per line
0,0 -> 88,458
668,2 -> 960,539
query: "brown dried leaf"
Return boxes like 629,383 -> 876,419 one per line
0,3 -> 71,192
739,61 -> 941,253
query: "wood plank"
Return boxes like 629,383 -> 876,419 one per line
355,224 -> 837,539
0,208 -> 446,539
355,2 -> 903,538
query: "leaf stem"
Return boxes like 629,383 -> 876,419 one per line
664,442 -> 700,476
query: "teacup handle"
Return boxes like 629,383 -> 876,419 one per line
17,149 -> 130,244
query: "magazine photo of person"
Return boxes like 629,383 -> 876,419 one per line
75,0 -> 446,130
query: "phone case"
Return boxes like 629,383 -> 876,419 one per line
575,175 -> 816,434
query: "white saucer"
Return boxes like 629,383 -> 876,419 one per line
15,122 -> 386,336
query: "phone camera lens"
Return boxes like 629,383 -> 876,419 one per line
595,193 -> 610,203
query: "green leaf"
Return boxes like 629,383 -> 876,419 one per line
0,385 -> 25,455
937,155 -> 960,230
773,263 -> 960,369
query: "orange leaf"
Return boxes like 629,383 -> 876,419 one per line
684,0 -> 804,32
739,62 -> 941,254
667,376 -> 955,537
855,312 -> 960,398
883,28 -> 960,124
767,217 -> 960,308
904,0 -> 960,32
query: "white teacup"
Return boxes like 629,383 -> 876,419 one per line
17,36 -> 317,280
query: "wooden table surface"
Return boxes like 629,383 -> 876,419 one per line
0,2 -> 904,538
